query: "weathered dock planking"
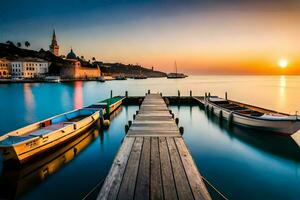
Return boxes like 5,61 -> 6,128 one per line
98,93 -> 211,200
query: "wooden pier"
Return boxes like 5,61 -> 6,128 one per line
97,93 -> 211,200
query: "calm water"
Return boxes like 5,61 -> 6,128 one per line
0,76 -> 300,199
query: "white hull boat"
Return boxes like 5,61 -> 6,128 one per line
202,97 -> 300,135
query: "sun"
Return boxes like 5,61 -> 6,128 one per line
278,58 -> 288,69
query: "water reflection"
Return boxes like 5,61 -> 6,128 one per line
204,108 -> 300,162
278,76 -> 286,111
0,124 -> 101,199
0,105 -> 124,200
23,84 -> 35,122
74,81 -> 83,109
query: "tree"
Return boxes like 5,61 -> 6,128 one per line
25,41 -> 30,48
81,56 -> 84,60
17,42 -> 21,48
92,57 -> 96,61
6,41 -> 15,46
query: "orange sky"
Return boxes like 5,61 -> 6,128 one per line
3,1 -> 300,74
62,7 -> 300,75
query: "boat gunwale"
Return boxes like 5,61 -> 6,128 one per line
0,109 -> 99,147
207,99 -> 300,122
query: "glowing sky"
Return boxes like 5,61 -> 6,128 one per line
1,0 -> 300,74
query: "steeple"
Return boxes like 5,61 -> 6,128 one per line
49,29 -> 59,56
51,29 -> 57,46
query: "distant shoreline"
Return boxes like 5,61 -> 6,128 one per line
0,77 -> 166,84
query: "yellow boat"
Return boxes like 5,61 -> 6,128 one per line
0,108 -> 100,164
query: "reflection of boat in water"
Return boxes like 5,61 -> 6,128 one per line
207,114 -> 300,162
0,126 -> 100,200
0,108 -> 100,164
201,96 -> 300,135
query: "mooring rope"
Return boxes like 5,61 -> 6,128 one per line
201,176 -> 229,200
81,178 -> 105,200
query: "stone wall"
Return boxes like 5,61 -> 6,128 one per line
60,64 -> 101,79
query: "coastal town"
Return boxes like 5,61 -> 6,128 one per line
0,30 -> 167,82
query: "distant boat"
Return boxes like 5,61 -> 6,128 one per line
98,76 -> 106,82
0,108 -> 100,164
167,61 -> 187,79
115,75 -> 127,80
44,76 -> 60,83
201,96 -> 300,135
134,75 -> 147,79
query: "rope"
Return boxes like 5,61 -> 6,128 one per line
81,178 -> 105,200
201,176 -> 229,200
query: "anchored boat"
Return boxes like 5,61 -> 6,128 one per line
167,61 -> 188,79
202,96 -> 300,135
0,108 -> 100,164
86,96 -> 124,116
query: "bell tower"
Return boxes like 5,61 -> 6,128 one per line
49,29 -> 59,56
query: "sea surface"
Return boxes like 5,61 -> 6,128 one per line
0,76 -> 299,200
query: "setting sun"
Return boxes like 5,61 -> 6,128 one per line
278,58 -> 288,68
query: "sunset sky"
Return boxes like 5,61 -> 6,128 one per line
1,0 -> 300,74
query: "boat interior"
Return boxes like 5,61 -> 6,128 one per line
209,98 -> 286,117
0,109 -> 96,146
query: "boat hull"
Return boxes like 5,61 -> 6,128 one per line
205,102 -> 300,135
0,111 -> 99,164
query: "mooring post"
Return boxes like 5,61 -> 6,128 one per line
208,92 -> 211,98
225,92 -> 228,100
125,91 -> 128,98
133,114 -> 136,120
128,120 -> 132,127
110,90 -> 113,98
190,90 -> 192,97
99,109 -> 104,127
148,89 -> 150,94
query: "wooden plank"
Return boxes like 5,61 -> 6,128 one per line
134,137 -> 151,200
150,137 -> 163,200
159,137 -> 178,200
167,138 -> 194,200
175,138 -> 211,200
117,137 -> 143,200
98,137 -> 135,200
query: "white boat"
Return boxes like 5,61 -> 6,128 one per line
167,61 -> 187,79
0,108 -> 100,163
201,97 -> 300,135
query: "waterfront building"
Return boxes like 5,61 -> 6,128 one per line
0,58 -> 11,78
60,48 -> 101,79
11,58 -> 49,78
49,29 -> 59,56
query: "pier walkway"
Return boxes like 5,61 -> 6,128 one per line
97,94 -> 211,200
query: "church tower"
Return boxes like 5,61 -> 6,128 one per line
49,29 -> 59,56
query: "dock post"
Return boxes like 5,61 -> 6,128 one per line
190,90 -> 192,97
178,90 -> 180,97
179,127 -> 184,135
128,120 -> 132,127
110,90 -> 113,98
175,118 -> 179,125
148,89 -> 150,94
225,92 -> 228,100
125,125 -> 129,134
99,109 -> 104,127
125,91 -> 128,98
208,92 -> 211,98
133,114 -> 136,120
